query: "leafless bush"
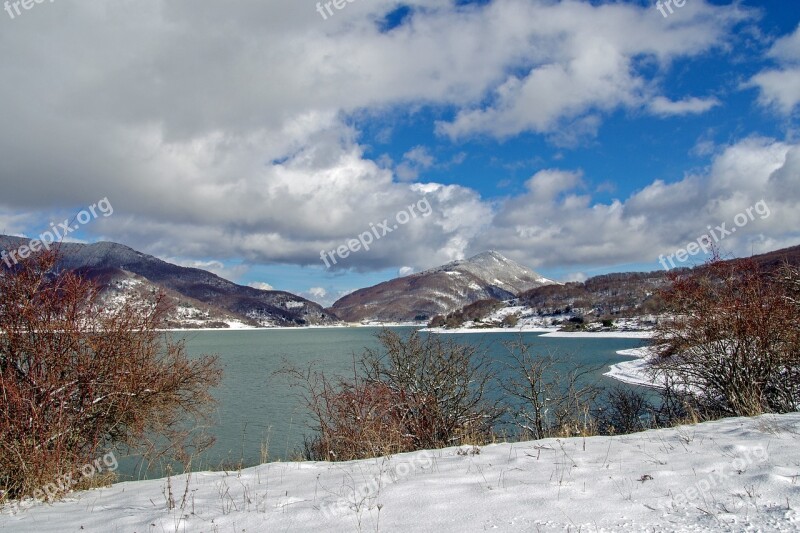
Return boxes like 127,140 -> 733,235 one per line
285,364 -> 414,461
501,339 -> 603,439
284,329 -> 500,460
595,386 -> 655,435
362,330 -> 501,448
0,250 -> 222,501
653,257 -> 800,417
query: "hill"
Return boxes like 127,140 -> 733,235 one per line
329,251 -> 555,322
0,236 -> 338,328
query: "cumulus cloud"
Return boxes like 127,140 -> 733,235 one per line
749,24 -> 800,114
649,96 -> 721,116
396,146 -> 436,182
562,272 -> 588,283
398,266 -> 415,277
165,258 -> 249,283
300,286 -> 355,307
470,137 -> 800,270
0,0 -> 789,282
308,287 -> 327,299
248,282 -> 275,291
436,1 -> 747,139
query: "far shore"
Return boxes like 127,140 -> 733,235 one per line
162,323 -> 656,338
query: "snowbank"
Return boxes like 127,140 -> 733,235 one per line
2,414 -> 799,532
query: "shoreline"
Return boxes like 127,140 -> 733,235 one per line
540,330 -> 653,339
158,323 -> 428,332
420,326 -> 555,334
604,346 -> 662,388
159,325 -> 657,339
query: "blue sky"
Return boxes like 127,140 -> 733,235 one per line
1,0 -> 799,306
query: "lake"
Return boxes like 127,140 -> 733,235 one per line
118,327 -> 647,480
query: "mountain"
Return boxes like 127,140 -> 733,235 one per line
0,236 -> 338,328
329,251 -> 555,322
435,244 -> 800,330
519,244 -> 800,319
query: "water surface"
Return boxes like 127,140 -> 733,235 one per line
118,327 -> 647,479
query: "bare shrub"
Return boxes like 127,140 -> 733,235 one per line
0,250 -> 222,501
285,365 -> 414,461
501,339 -> 602,439
285,329 -> 500,460
653,257 -> 800,417
596,386 -> 655,435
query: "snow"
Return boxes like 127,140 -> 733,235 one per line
223,320 -> 258,330
605,346 -> 663,388
423,326 -> 555,334
3,414 -> 799,532
541,331 -> 654,339
485,305 -> 527,322
420,324 -> 658,337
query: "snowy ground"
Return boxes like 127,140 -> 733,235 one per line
2,414 -> 799,532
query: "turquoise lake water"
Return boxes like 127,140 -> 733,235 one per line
118,327 -> 647,480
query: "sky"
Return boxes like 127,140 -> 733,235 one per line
0,0 -> 799,307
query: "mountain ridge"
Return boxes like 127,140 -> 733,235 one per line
329,251 -> 555,322
0,236 -> 338,328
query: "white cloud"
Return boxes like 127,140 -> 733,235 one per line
396,146 -> 435,182
749,24 -> 800,114
165,258 -> 249,283
398,266 -> 415,277
436,1 -> 747,139
562,272 -> 588,283
248,282 -> 275,291
404,146 -> 434,167
768,23 -> 800,63
300,286 -> 354,307
0,0 -> 781,279
471,137 -> 800,270
0,211 -> 37,238
308,287 -> 327,299
525,170 -> 584,202
750,70 -> 800,114
649,96 -> 721,116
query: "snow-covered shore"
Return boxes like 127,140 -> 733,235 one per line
605,346 -> 663,388
421,326 -> 555,334
422,327 -> 655,337
2,414 -> 798,532
541,330 -> 653,339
